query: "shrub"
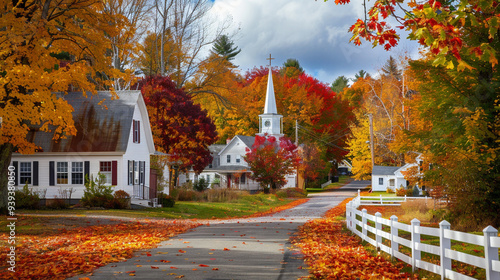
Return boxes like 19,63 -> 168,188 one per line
47,196 -> 69,209
106,190 -> 131,209
176,188 -> 197,201
205,188 -> 243,202
158,193 -> 175,207
395,187 -> 407,197
276,188 -> 307,198
193,177 -> 208,192
15,185 -> 40,209
412,186 -> 420,197
81,173 -> 114,208
386,187 -> 395,194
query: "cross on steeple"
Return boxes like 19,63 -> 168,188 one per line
266,54 -> 274,67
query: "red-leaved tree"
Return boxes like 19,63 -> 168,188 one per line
139,76 -> 218,175
244,135 -> 300,193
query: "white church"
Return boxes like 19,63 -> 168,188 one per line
182,60 -> 297,191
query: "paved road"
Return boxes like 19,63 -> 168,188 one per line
68,181 -> 369,280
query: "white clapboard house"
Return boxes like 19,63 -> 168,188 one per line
371,155 -> 424,192
9,91 -> 156,202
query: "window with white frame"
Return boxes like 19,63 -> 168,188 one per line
57,162 -> 69,184
226,155 -> 231,163
134,161 -> 139,184
379,178 -> 384,185
20,162 -> 32,185
139,161 -> 144,185
100,161 -> 112,185
71,162 -> 84,184
236,155 -> 241,164
389,179 -> 395,187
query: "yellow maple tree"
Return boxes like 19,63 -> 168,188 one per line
0,0 -> 129,213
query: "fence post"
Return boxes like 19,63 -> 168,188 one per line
375,212 -> 382,250
439,220 -> 451,280
362,208 -> 367,240
390,215 -> 398,261
380,195 -> 383,205
411,218 -> 421,273
483,225 -> 499,280
346,202 -> 351,230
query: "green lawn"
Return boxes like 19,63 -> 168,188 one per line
15,193 -> 300,221
306,176 -> 352,193
365,191 -> 397,197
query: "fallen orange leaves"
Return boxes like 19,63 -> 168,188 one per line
0,219 -> 199,280
292,198 -> 415,279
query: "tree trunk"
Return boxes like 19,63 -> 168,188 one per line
0,143 -> 14,214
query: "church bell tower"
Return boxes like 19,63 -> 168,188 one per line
258,54 -> 283,138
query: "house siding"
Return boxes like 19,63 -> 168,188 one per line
219,138 -> 249,168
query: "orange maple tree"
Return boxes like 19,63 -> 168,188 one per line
0,0 -> 130,213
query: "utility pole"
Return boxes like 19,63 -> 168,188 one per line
368,114 -> 375,169
295,119 -> 299,146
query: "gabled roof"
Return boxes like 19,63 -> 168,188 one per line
218,135 -> 255,156
26,91 -> 153,154
237,135 -> 256,148
372,165 -> 402,176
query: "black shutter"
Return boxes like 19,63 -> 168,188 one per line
132,120 -> 136,142
12,161 -> 18,186
138,120 -> 140,143
84,161 -> 90,183
49,161 -> 55,186
128,160 -> 131,185
112,161 -> 118,185
32,161 -> 39,186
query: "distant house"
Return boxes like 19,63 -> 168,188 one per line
9,91 -> 156,201
371,165 -> 409,192
338,160 -> 353,176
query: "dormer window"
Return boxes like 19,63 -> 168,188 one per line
133,120 -> 141,143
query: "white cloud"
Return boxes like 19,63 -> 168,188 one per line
210,0 -> 420,84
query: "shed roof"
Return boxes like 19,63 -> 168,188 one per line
27,91 -> 141,153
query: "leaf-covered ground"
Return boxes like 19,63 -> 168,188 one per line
0,198 -> 309,280
292,198 -> 416,280
0,219 -> 200,280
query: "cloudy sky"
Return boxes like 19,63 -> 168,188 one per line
209,0 -> 420,85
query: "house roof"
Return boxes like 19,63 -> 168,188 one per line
27,91 -> 148,153
218,135 -> 255,156
372,165 -> 402,176
236,135 -> 255,148
205,165 -> 250,173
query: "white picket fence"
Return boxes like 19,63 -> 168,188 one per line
346,195 -> 500,280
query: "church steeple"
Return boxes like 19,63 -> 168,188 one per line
258,54 -> 283,137
263,61 -> 277,114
